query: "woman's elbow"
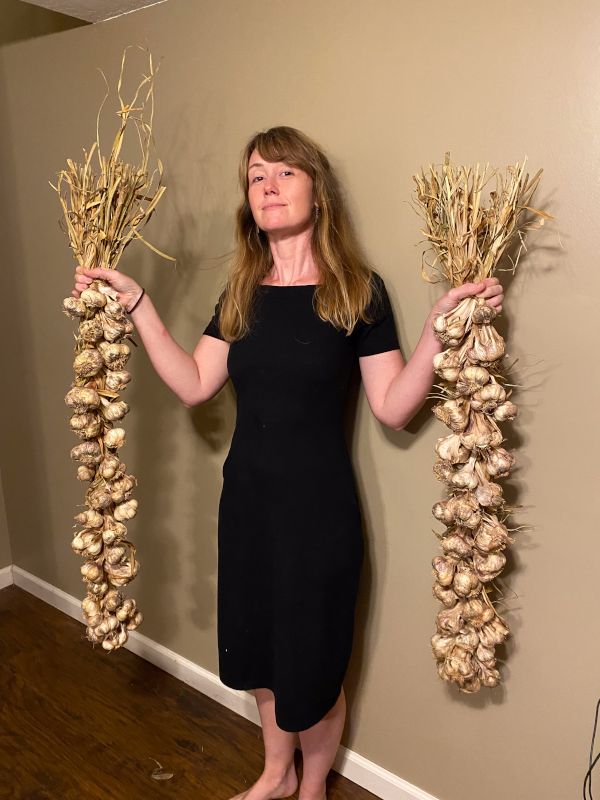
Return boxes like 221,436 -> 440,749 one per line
377,411 -> 406,431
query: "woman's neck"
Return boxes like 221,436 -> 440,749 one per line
265,228 -> 320,285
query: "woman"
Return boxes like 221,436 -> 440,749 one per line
72,126 -> 503,800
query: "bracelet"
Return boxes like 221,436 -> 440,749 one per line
127,288 -> 145,314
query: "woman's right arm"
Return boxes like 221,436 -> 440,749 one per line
72,266 -> 229,407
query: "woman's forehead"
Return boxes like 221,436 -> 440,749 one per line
249,148 -> 286,166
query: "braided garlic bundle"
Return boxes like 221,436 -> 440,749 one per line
63,280 -> 143,651
428,295 -> 515,691
411,153 -> 549,692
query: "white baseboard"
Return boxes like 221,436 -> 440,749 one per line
6,564 -> 440,800
0,565 -> 13,590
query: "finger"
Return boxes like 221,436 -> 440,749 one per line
478,286 -> 504,299
82,267 -> 113,280
451,281 -> 486,300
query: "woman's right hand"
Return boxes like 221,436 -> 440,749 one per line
72,265 -> 142,312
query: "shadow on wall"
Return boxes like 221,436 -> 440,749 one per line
0,56 -> 60,578
0,0 -> 89,49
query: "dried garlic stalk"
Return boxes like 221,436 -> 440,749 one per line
412,153 -> 550,692
52,45 -> 175,652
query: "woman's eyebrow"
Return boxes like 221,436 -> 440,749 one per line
248,162 -> 265,170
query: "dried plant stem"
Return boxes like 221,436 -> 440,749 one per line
53,45 -> 175,652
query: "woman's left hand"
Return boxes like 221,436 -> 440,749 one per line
430,277 -> 504,319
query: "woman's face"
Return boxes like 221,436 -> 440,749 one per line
247,148 -> 315,237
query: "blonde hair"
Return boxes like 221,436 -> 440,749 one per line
216,125 -> 381,341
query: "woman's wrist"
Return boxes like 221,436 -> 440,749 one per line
127,287 -> 145,314
422,310 -> 444,353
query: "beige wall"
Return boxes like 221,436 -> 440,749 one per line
0,0 -> 88,568
0,468 -> 12,568
0,0 -> 88,47
0,2 -> 595,798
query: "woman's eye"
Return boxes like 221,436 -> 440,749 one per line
251,176 -> 263,182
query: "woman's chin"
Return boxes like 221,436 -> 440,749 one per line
261,221 -> 313,239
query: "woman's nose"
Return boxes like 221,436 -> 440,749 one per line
263,177 -> 278,194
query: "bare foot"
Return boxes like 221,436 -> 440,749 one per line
229,763 -> 298,800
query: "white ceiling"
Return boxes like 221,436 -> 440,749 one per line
20,0 -> 168,23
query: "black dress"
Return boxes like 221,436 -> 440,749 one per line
203,271 -> 400,732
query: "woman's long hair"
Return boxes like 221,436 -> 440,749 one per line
216,126 -> 381,341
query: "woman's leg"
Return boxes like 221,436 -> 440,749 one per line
296,686 -> 346,800
228,687 -> 299,800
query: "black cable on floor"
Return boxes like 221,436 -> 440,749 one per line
583,698 -> 600,799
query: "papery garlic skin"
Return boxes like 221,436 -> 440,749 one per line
64,276 -> 142,651
428,291 -> 517,693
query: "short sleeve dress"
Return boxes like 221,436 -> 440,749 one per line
203,271 -> 400,732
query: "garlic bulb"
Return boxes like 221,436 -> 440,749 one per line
102,316 -> 133,342
104,427 -> 126,449
74,507 -> 104,528
81,561 -> 104,583
80,288 -> 107,308
69,412 -> 103,440
103,300 -> 127,321
459,411 -> 503,450
432,555 -> 457,587
433,460 -> 454,482
110,474 -> 137,505
472,301 -> 497,324
494,401 -> 518,422
73,348 -> 104,378
462,596 -> 495,627
470,382 -> 507,413
473,516 -> 512,553
114,499 -> 138,521
452,561 -> 481,598
70,441 -> 102,467
435,433 -> 471,464
473,551 -> 507,582
77,465 -> 95,481
436,601 -> 466,635
88,485 -> 113,511
105,369 -> 132,391
432,296 -> 479,346
484,447 -> 515,478
126,610 -> 143,630
98,341 -> 130,370
441,531 -> 474,558
433,583 -> 459,607
65,386 -> 100,413
103,589 -> 123,612
63,272 -> 142,652
455,365 -> 490,396
79,318 -> 105,343
100,399 -> 129,422
468,323 -> 505,364
63,297 -> 88,318
432,397 -> 470,432
449,455 -> 479,490
99,453 -> 122,480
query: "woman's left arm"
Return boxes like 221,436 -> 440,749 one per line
360,278 -> 504,431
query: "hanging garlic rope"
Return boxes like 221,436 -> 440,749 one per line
412,153 -> 550,692
52,44 -> 175,651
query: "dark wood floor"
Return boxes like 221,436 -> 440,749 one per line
0,585 -> 379,800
